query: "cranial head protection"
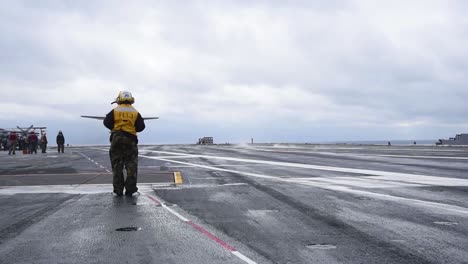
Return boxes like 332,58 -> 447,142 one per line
112,90 -> 135,105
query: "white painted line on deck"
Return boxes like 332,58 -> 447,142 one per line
324,185 -> 468,215
232,251 -> 258,264
161,203 -> 189,222
139,153 -> 468,187
139,155 -> 468,216
77,151 -> 111,174
146,194 -> 257,264
140,150 -> 460,182
89,148 -> 468,215
365,174 -> 468,186
139,155 -> 203,159
285,176 -> 425,189
155,183 -> 249,189
0,183 -> 156,195
222,183 -> 249,187
147,194 -> 191,223
139,155 -> 278,180
375,154 -> 468,160
95,148 -> 468,188
140,164 -> 268,168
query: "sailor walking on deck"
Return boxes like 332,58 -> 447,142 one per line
104,91 -> 145,196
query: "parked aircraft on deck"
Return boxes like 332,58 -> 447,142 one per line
0,125 -> 46,138
0,125 -> 46,151
81,116 -> 159,121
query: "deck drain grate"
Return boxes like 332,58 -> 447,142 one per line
307,244 -> 337,250
357,197 -> 372,200
434,221 -> 458,226
116,227 -> 141,232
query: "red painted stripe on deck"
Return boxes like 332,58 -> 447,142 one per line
147,195 -> 237,252
186,221 -> 236,252
147,195 -> 161,205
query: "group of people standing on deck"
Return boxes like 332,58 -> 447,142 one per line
7,90 -> 146,197
6,130 -> 65,155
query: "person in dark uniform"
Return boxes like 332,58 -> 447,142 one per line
56,131 -> 65,153
40,133 -> 48,153
103,91 -> 145,196
28,131 -> 38,154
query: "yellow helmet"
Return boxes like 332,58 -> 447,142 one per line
113,90 -> 135,104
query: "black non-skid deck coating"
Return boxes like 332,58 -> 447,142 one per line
0,172 -> 176,186
1,144 -> 468,264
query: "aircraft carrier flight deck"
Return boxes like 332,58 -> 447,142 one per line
0,144 -> 467,264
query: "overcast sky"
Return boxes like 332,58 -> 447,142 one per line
1,0 -> 467,145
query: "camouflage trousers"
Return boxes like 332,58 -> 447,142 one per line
109,133 -> 139,194
8,140 -> 17,155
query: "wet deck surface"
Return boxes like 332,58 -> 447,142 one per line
0,172 -> 175,186
1,144 -> 468,263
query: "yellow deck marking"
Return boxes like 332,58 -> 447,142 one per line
173,171 -> 183,184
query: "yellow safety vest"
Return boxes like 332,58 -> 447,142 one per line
112,104 -> 139,136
